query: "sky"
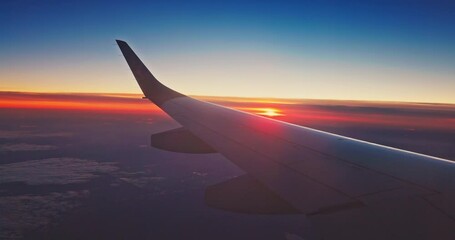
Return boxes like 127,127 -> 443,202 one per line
1,0 -> 455,103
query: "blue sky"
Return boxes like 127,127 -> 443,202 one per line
1,0 -> 455,103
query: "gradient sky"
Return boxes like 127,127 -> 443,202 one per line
1,1 -> 455,103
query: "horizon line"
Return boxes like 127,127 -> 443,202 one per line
1,90 -> 454,106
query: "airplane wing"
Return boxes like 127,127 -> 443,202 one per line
116,40 -> 455,239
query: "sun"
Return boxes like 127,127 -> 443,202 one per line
234,107 -> 285,117
256,108 -> 284,117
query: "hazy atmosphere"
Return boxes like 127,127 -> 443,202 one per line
1,93 -> 454,238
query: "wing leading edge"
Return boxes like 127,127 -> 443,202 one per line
116,40 -> 455,239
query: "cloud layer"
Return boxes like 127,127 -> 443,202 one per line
0,158 -> 118,185
0,143 -> 57,152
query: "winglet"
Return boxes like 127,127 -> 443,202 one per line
116,40 -> 184,106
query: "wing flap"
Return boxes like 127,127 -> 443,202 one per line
205,174 -> 300,214
150,127 -> 216,153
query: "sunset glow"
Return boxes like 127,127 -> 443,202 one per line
0,92 -> 163,114
1,92 -> 453,131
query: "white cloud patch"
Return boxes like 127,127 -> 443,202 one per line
114,171 -> 165,188
192,171 -> 208,177
0,143 -> 57,152
0,158 -> 118,185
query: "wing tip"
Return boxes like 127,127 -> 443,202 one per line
115,39 -> 185,106
115,39 -> 127,46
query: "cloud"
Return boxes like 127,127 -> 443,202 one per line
0,158 -> 118,185
114,171 -> 165,188
0,130 -> 72,139
0,143 -> 57,152
0,130 -> 31,139
192,171 -> 208,177
0,158 -> 118,238
0,190 -> 90,239
303,104 -> 455,118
